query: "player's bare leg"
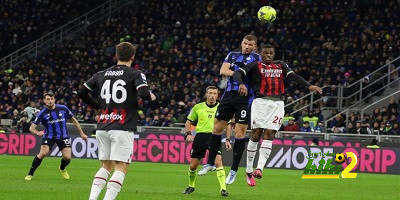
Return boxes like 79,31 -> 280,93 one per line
226,123 -> 247,184
59,147 -> 72,180
207,119 -> 228,167
246,128 -> 262,186
254,129 -> 276,179
25,145 -> 49,180
183,158 -> 200,194
89,160 -> 114,200
103,161 -> 129,200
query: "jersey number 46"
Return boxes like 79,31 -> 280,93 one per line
101,79 -> 127,104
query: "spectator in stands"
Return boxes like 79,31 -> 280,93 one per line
391,123 -> 400,135
372,108 -> 381,118
284,119 -> 300,132
23,101 -> 39,119
358,121 -> 372,134
387,114 -> 398,126
11,109 -> 20,126
300,121 -> 312,132
313,122 -> 325,133
282,113 -> 295,126
17,114 -> 30,133
293,99 -> 307,112
371,122 -> 383,135
380,107 -> 389,117
330,114 -> 345,131
285,96 -> 295,114
388,98 -> 398,112
383,123 -> 393,135
144,117 -> 152,126
346,123 -> 357,134
302,110 -> 319,128
314,108 -> 324,122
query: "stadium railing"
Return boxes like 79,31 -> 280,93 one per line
285,55 -> 400,116
0,0 -> 133,70
325,73 -> 400,129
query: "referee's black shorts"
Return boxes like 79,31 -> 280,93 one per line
190,133 -> 222,159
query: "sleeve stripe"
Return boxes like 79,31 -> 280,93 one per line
84,83 -> 92,91
239,68 -> 247,76
136,84 -> 148,90
286,71 -> 294,77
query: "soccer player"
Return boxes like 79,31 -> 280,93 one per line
232,44 -> 322,186
24,92 -> 88,181
204,35 -> 261,185
78,42 -> 156,200
183,86 -> 230,196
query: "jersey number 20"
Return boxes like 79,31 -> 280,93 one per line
101,79 -> 127,104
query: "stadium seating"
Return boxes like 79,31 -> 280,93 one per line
0,0 -> 107,57
0,0 -> 399,133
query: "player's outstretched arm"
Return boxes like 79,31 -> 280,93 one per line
71,116 -> 88,141
287,73 -> 323,94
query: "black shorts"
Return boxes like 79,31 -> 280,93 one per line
42,138 -> 71,150
190,133 -> 222,159
216,92 -> 253,124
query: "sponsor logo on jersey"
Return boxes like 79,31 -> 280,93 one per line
261,68 -> 283,77
99,109 -> 127,124
48,118 -> 65,124
99,113 -> 123,121
104,70 -> 124,76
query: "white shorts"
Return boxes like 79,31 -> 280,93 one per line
96,130 -> 134,163
251,98 -> 285,130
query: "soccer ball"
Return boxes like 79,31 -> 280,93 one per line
257,6 -> 277,23
335,153 -> 346,164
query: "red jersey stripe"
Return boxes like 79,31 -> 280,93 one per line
272,64 -> 280,95
258,62 -> 267,95
265,63 -> 272,95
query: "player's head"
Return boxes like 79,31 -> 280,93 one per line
260,44 -> 275,63
116,42 -> 136,63
205,86 -> 218,105
43,92 -> 55,109
241,35 -> 257,54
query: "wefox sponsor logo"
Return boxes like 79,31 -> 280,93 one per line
99,113 -> 123,120
104,70 -> 124,76
99,109 -> 126,124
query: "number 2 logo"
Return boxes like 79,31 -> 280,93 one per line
341,152 -> 357,178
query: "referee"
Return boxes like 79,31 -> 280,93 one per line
183,86 -> 230,196
24,92 -> 88,181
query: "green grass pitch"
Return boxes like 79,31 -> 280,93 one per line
0,155 -> 399,200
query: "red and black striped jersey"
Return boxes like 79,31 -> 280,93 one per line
84,65 -> 149,131
239,60 -> 293,98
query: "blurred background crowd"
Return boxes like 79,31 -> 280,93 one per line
1,0 -> 399,135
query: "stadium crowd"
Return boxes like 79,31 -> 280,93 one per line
1,0 -> 399,133
0,0 -> 107,57
282,98 -> 400,135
